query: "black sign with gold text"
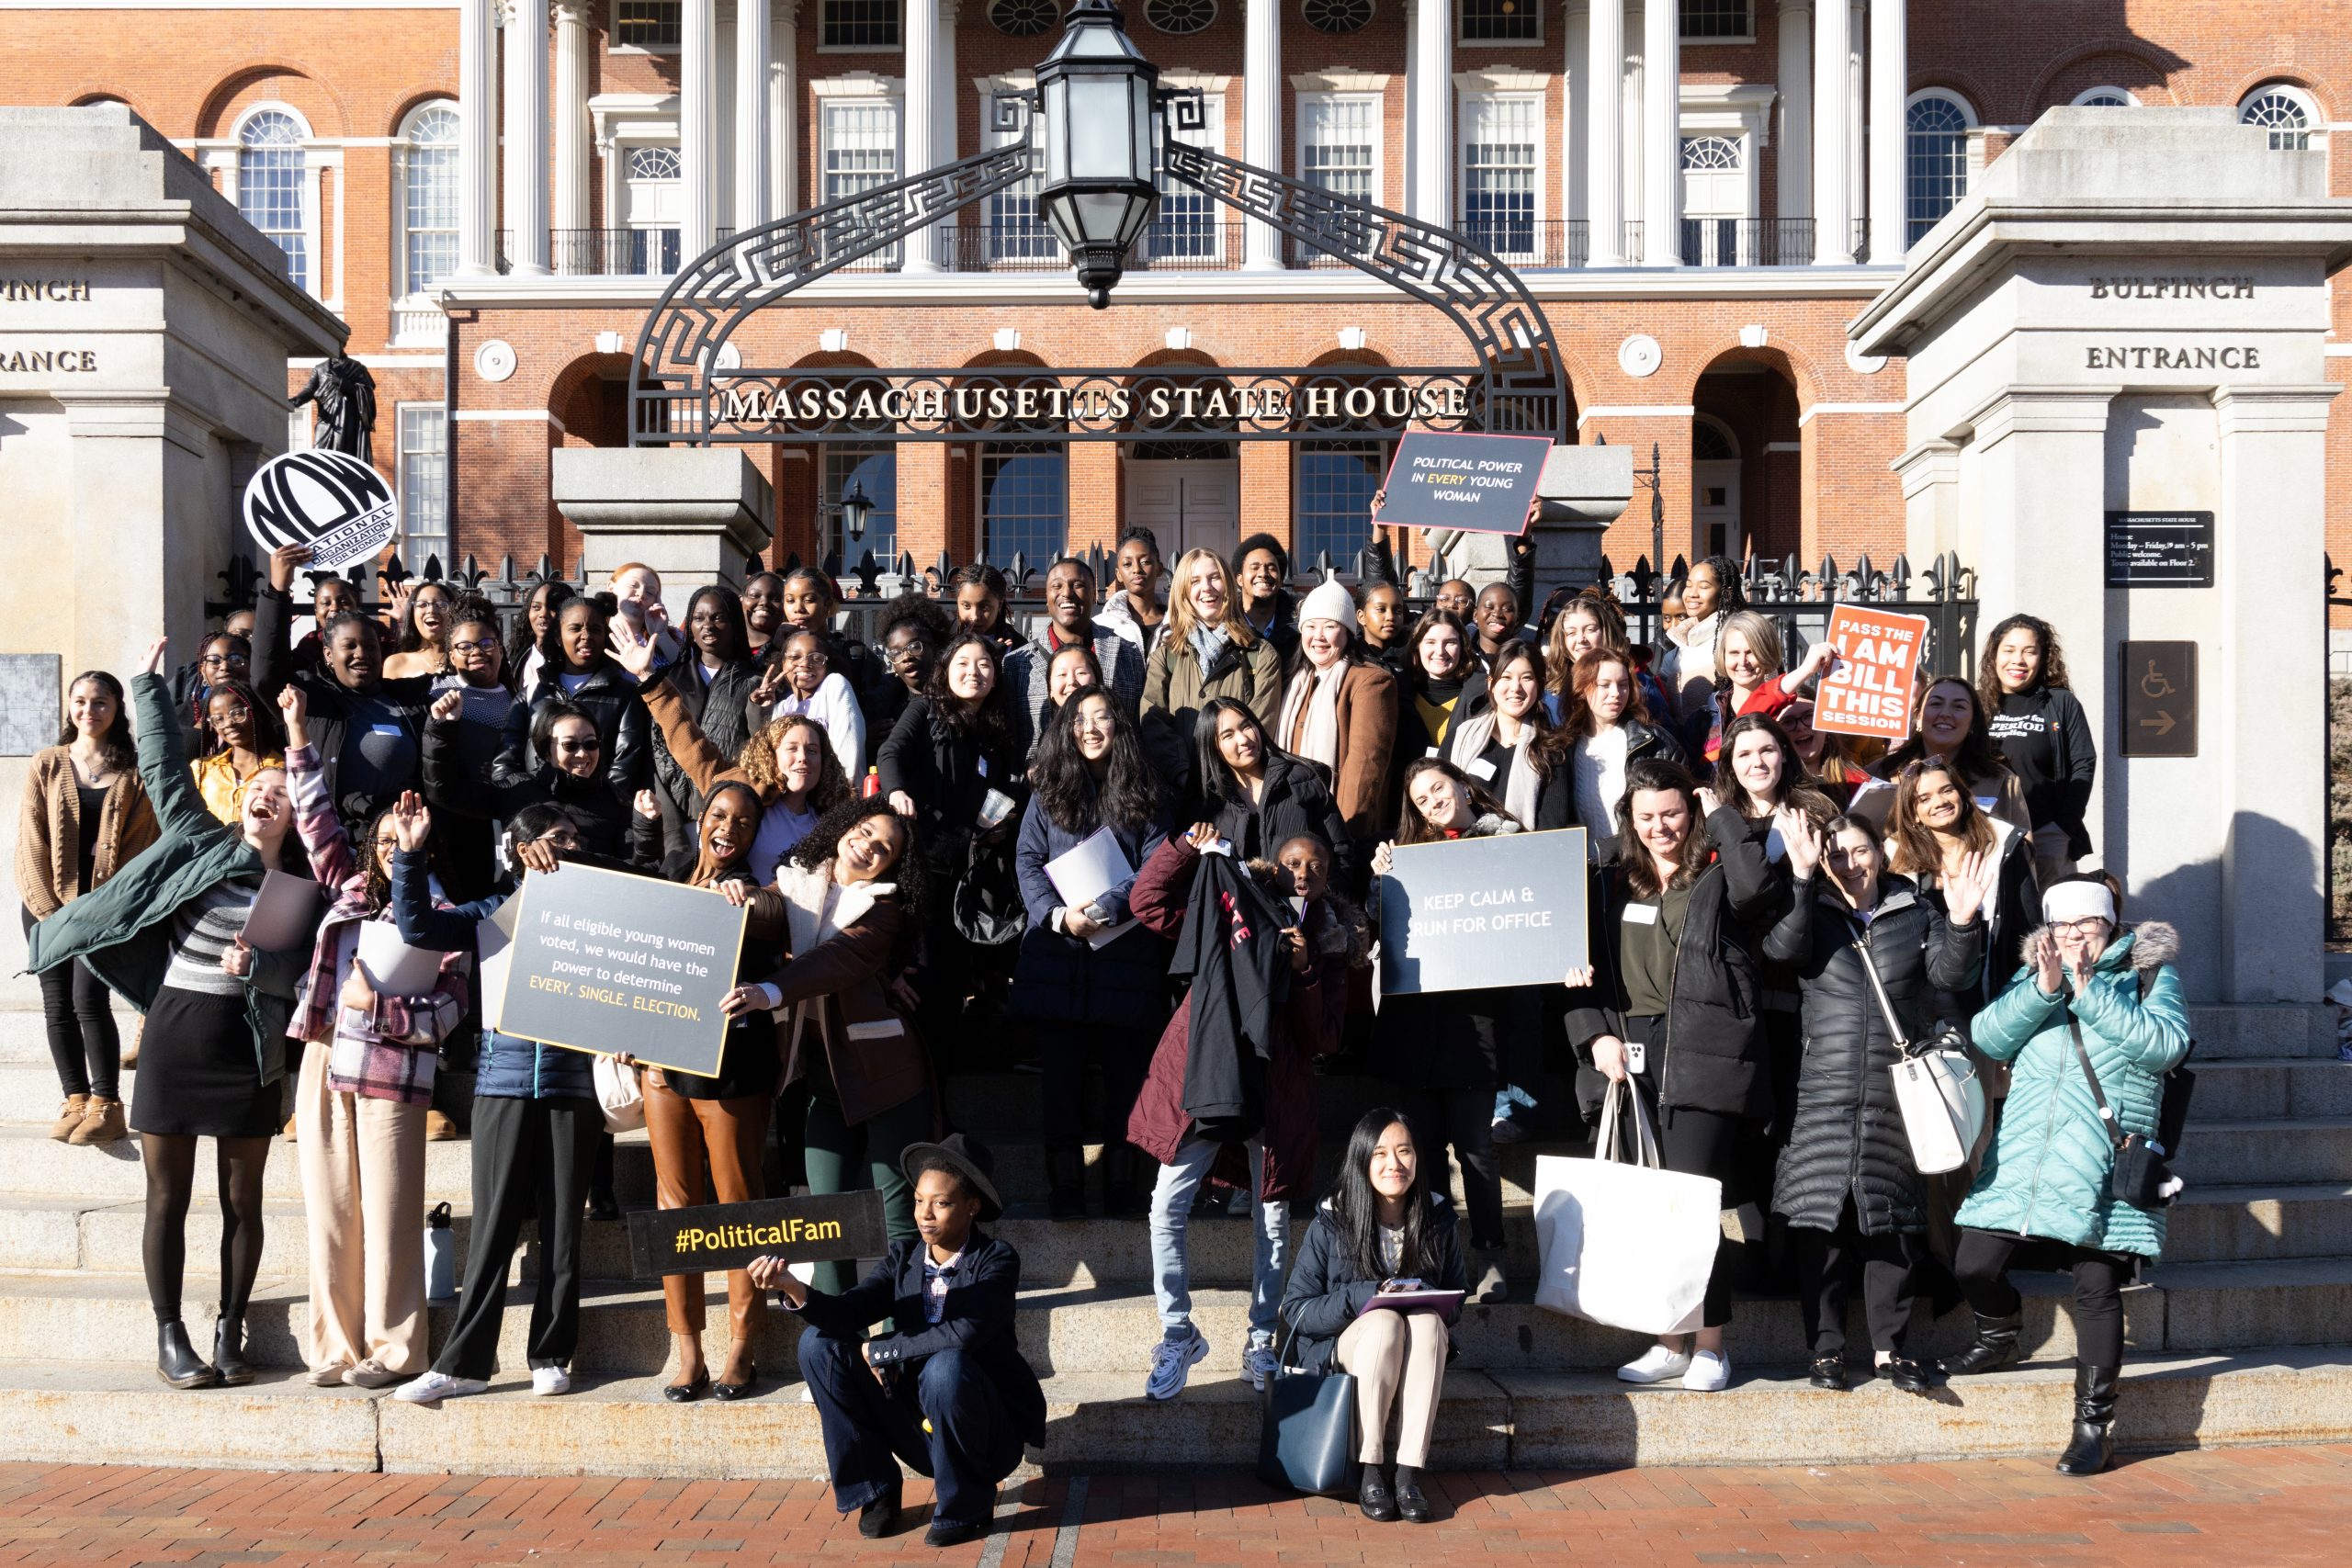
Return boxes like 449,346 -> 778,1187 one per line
628,1190 -> 889,1278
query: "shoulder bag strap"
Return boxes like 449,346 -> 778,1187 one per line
2063,1013 -> 2128,1152
1851,931 -> 1914,1055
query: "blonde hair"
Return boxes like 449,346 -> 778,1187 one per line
1164,547 -> 1257,649
1718,610 -> 1784,683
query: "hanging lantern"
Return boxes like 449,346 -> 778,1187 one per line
839,476 -> 876,540
1034,0 -> 1160,309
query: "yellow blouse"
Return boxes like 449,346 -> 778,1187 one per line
190,750 -> 286,824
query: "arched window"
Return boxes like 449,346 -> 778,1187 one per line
2071,87 -> 2136,108
1904,93 -> 1973,248
1691,415 -> 1738,461
979,443 -> 1067,566
2241,85 -> 2315,151
824,446 -> 899,563
238,108 -> 309,290
401,103 -> 460,295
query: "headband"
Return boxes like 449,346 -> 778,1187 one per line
2041,881 -> 2116,927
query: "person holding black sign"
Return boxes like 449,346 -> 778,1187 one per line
751,1135 -> 1043,1548
1279,1111 -> 1468,1526
1565,758 -> 1783,1393
1978,615 -> 2098,885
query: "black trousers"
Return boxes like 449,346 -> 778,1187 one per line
23,905 -> 119,1101
801,1329 -> 1024,1530
1036,1022 -> 1154,1154
1952,1225 -> 2130,1368
1654,1099 -> 1742,1331
1402,1089 -> 1504,1250
432,1094 -> 600,1380
1794,1196 -> 1924,1357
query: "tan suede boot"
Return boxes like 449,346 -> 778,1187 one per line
69,1097 -> 128,1145
49,1095 -> 88,1142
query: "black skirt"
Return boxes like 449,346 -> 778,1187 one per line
130,987 -> 280,1138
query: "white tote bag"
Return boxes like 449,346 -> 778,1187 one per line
1532,1081 -> 1724,1337
1852,936 -> 1987,1176
593,1054 -> 645,1134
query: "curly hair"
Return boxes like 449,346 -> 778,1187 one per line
1031,688 -> 1162,838
736,713 -> 853,812
394,580 -> 458,658
1975,613 -> 2072,711
787,796 -> 924,926
197,678 -> 285,759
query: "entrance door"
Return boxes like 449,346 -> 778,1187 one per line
621,145 -> 683,274
1124,457 -> 1239,562
1693,458 -> 1742,559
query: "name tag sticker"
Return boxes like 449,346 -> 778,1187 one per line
1623,902 -> 1661,926
1973,795 -> 1999,813
371,724 -> 402,737
1464,758 -> 1498,782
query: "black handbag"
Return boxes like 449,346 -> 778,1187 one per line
2064,1017 -> 2192,1212
1255,1325 -> 1360,1497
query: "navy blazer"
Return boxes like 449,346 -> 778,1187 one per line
793,1231 -> 1046,1445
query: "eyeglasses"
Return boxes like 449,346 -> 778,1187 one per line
448,638 -> 502,655
2052,917 -> 2110,936
212,705 -> 252,724
553,738 -> 603,753
198,654 -> 247,670
372,837 -> 401,852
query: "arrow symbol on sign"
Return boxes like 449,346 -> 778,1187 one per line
2140,712 -> 2177,736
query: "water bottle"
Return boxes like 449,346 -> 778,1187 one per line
424,1201 -> 457,1301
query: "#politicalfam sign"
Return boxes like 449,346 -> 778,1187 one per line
1811,606 -> 1930,740
629,1190 -> 888,1278
1370,431 -> 1553,534
1378,828 -> 1588,996
495,863 -> 747,1077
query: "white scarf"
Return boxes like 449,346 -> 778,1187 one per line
772,863 -> 897,1053
1446,708 -> 1544,831
1278,660 -> 1348,772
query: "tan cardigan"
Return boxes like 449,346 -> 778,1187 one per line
15,747 -> 160,919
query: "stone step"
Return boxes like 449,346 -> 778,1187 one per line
1,1348 -> 2348,1476
2161,1183 -> 2352,1265
2177,1119 -> 2352,1186
2185,1057 -> 2352,1121
2177,1005 -> 2343,1060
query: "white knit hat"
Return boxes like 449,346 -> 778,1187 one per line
2041,881 -> 2117,927
1296,579 -> 1357,632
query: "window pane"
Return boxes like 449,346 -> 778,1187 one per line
825,446 -> 899,563
1295,443 -> 1385,573
2242,90 -> 2311,151
239,110 -> 308,291
1460,0 -> 1541,42
404,107 -> 459,293
616,0 -> 681,47
1462,96 -> 1538,257
1904,97 -> 1970,246
1302,96 -> 1376,203
821,0 -> 901,47
397,406 -> 448,571
986,95 -> 1055,258
1149,98 -> 1222,259
824,100 -> 900,263
980,445 -> 1067,566
1679,0 -> 1749,38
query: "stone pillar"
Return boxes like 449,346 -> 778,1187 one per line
1563,0 -> 1588,248
775,1 -> 799,218
1777,0 -> 1811,236
1866,0 -> 1904,261
1640,0 -> 1679,265
1892,436 -> 1959,565
735,0 -> 773,232
682,0 -> 719,254
902,0 -> 940,270
1585,0 -> 1624,264
937,1 -> 959,261
458,0 -> 500,273
553,3 -> 593,255
1244,0 -> 1283,267
1811,0 -> 1849,262
503,0 -> 550,273
551,448 -> 775,592
1411,0 -> 1451,228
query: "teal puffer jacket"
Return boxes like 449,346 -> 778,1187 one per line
1953,922 -> 2189,1258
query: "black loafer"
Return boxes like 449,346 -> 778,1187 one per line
1882,1357 -> 1933,1394
1394,1477 -> 1433,1524
925,1519 -> 989,1548
857,1488 -> 900,1539
712,1362 -> 759,1402
1357,1469 -> 1398,1524
662,1371 -> 710,1404
1808,1356 -> 1847,1391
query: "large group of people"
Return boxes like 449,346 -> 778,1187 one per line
17,531 -> 2187,1534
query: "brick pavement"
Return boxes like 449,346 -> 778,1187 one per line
1,1445 -> 2348,1565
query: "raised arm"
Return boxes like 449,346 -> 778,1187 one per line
278,688 -> 356,888
129,656 -> 212,842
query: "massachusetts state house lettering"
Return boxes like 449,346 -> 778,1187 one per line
2087,276 -> 2255,299
2083,344 -> 2260,371
0,346 -> 98,373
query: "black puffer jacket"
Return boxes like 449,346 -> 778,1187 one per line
1207,752 -> 1358,890
1565,806 -> 1785,1120
1278,1193 -> 1468,1375
495,658 -> 651,796
1763,874 -> 1985,1235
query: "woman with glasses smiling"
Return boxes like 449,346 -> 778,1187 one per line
190,680 -> 286,827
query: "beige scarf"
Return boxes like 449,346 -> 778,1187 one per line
1445,708 -> 1544,830
1278,660 -> 1348,773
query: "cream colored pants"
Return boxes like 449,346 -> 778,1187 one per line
1335,1307 -> 1449,1468
296,1042 -> 428,1375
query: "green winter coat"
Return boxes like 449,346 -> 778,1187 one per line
23,671 -> 309,1088
1953,921 -> 2189,1258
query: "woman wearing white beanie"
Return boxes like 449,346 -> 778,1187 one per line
1274,579 -> 1397,880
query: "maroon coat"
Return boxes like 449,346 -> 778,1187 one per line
1124,838 -> 1363,1201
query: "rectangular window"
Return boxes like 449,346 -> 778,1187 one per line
983,92 -> 1056,264
396,406 -> 448,571
822,98 -> 900,264
615,0 -> 682,48
1149,93 -> 1225,262
979,444 -> 1067,567
824,445 -> 899,564
1299,95 -> 1378,204
1295,443 -> 1387,575
1678,0 -> 1750,39
1459,0 -> 1541,44
404,145 -> 458,293
1460,95 -> 1539,259
239,151 -> 308,289
820,0 -> 900,49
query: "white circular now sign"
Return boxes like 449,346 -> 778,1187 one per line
241,448 -> 398,571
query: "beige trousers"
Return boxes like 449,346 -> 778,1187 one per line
296,1042 -> 428,1375
1335,1307 -> 1449,1468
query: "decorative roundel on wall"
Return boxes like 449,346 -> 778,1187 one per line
1617,333 -> 1663,378
473,338 -> 517,383
1145,0 -> 1216,34
989,0 -> 1057,38
1845,341 -> 1888,375
1303,0 -> 1374,33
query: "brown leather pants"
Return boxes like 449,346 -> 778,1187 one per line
644,1078 -> 770,1343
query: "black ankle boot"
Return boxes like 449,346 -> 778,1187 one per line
1939,1310 -> 2024,1376
1046,1149 -> 1087,1219
212,1315 -> 254,1386
157,1320 -> 219,1390
2055,1362 -> 2119,1475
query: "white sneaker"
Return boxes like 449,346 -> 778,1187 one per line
532,1365 -> 571,1397
391,1371 -> 489,1404
1681,1350 -> 1731,1392
1240,1342 -> 1279,1392
1144,1331 -> 1209,1402
1616,1344 -> 1693,1384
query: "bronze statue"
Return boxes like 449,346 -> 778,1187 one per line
289,351 -> 379,464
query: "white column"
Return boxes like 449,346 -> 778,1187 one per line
1585,0 -> 1623,263
553,4 -> 592,253
1243,0 -> 1283,266
1866,0 -> 1903,261
1564,0 -> 1589,247
936,2 -> 958,265
1411,0 -> 1451,228
682,0 -> 719,254
1847,2 -> 1865,248
900,0 -> 940,269
458,0 -> 500,273
735,0 -> 773,231
503,0 -> 550,273
1776,0 -> 1811,231
1639,0 -> 1679,264
774,1 -> 799,217
1809,0 -> 1849,262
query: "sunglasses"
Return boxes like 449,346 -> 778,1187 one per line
553,737 -> 603,753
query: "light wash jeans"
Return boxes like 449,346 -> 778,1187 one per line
1148,1135 -> 1289,1348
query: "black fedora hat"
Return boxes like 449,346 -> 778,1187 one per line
900,1133 -> 1003,1221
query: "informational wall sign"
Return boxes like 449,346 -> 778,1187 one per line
1810,606 -> 1930,739
1369,431 -> 1554,535
240,448 -> 397,571
2106,511 -> 2215,588
1378,828 -> 1587,996
495,864 -> 748,1077
2120,641 -> 2198,759
629,1190 -> 888,1278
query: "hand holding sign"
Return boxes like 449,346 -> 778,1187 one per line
243,449 -> 398,573
1368,432 -> 1554,536
1811,605 -> 1930,739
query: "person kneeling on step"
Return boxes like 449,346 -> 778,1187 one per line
752,1134 -> 1044,1549
1942,876 -> 2188,1478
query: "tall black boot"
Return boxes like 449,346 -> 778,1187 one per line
1939,1310 -> 2024,1376
2054,1362 -> 2120,1476
1046,1148 -> 1087,1220
1102,1144 -> 1148,1219
213,1314 -> 254,1387
157,1320 -> 219,1390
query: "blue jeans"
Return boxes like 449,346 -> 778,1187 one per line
1148,1135 -> 1288,1348
799,1327 -> 1023,1529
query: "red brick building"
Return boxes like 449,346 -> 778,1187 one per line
7,0 -> 2349,609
